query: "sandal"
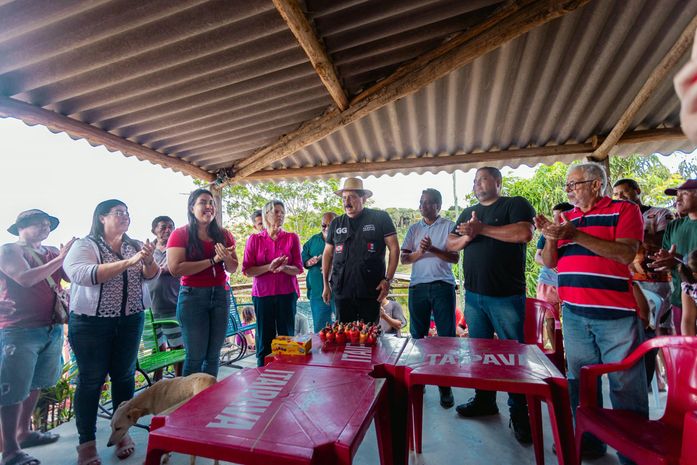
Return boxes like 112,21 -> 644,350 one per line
19,431 -> 60,449
1,451 -> 40,465
76,441 -> 101,465
115,434 -> 134,460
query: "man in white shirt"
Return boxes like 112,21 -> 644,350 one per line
401,188 -> 459,408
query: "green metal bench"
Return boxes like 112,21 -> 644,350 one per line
137,309 -> 186,385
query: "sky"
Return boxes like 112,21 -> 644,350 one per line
1,117 -> 695,247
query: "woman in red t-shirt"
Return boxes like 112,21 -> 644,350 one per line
167,188 -> 237,376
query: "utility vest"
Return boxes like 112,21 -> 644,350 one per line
330,209 -> 389,299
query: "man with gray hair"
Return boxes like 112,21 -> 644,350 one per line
536,162 -> 647,463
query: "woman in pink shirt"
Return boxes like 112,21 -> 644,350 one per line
167,189 -> 237,376
242,200 -> 303,366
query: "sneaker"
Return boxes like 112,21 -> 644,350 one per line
438,386 -> 454,409
509,414 -> 532,444
455,397 -> 499,417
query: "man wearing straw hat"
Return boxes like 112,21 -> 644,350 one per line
0,210 -> 76,465
322,178 -> 399,324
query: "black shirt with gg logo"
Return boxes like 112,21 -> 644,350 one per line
326,208 -> 396,299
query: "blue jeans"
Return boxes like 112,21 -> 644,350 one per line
0,325 -> 63,406
309,296 -> 333,333
177,286 -> 229,377
409,281 -> 456,339
464,291 -> 526,413
563,307 -> 648,461
253,293 -> 296,367
68,312 -> 144,444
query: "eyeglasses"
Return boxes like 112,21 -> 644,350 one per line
107,211 -> 130,218
321,224 -> 329,229
564,179 -> 596,191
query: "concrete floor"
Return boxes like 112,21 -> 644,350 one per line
22,355 -> 665,465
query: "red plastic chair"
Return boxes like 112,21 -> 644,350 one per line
683,411 -> 697,465
575,336 -> 697,465
524,298 -> 565,374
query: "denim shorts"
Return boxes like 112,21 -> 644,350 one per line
0,325 -> 63,405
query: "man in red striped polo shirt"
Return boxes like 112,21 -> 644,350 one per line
535,163 -> 648,464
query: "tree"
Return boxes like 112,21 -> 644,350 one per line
610,154 -> 675,207
678,158 -> 697,180
220,179 -> 343,241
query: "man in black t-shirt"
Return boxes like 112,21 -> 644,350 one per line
322,178 -> 399,323
446,167 -> 535,444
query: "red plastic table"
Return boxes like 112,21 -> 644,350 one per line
144,363 -> 393,465
265,334 -> 409,377
397,337 -> 576,465
266,335 -> 411,465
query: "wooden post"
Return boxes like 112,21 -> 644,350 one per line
212,185 -> 224,226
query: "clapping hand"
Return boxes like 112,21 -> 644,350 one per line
537,213 -> 576,241
534,214 -> 552,232
58,237 -> 78,259
269,255 -> 288,273
419,235 -> 432,253
456,211 -> 483,239
127,239 -> 155,267
306,255 -> 320,267
648,244 -> 679,271
140,239 -> 156,266
214,243 -> 236,263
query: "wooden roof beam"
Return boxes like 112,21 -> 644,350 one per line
0,97 -> 216,181
590,13 -> 697,160
231,0 -> 591,181
238,128 -> 686,182
272,0 -> 348,111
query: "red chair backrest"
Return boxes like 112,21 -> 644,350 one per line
524,298 -> 558,349
659,339 -> 697,429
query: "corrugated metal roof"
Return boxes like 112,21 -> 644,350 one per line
1,0 -> 695,181
262,0 -> 697,180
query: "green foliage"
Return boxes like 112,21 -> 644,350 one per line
33,359 -> 77,431
678,159 -> 697,179
499,155 -> 684,296
499,163 -> 570,296
502,163 -> 569,216
219,179 -> 344,285
222,179 -> 343,236
610,155 -> 675,208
